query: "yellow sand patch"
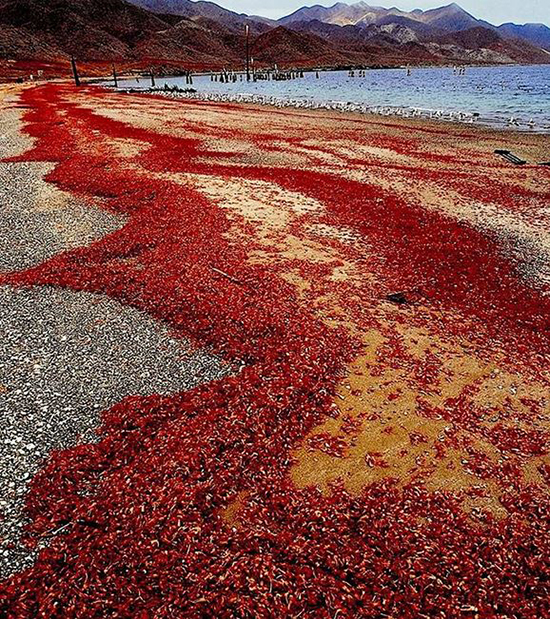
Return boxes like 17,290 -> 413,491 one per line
187,174 -> 323,227
290,323 -> 548,517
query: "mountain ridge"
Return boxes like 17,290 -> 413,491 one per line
0,0 -> 548,79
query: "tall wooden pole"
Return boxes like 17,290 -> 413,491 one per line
245,24 -> 250,82
150,67 -> 156,88
112,63 -> 118,88
70,56 -> 80,87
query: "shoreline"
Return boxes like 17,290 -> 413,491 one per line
110,83 -> 550,135
4,79 -> 545,147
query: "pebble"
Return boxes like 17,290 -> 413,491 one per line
0,96 -> 230,578
0,286 -> 229,578
0,98 -> 124,272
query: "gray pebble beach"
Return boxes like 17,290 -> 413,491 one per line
0,90 -> 229,578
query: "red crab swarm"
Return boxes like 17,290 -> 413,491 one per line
1,84 -> 549,618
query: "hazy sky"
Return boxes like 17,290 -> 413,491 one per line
218,1 -> 549,25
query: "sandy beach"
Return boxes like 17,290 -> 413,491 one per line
1,82 -> 549,617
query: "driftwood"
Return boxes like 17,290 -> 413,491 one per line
494,149 -> 526,165
210,266 -> 243,286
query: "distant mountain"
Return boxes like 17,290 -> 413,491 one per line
128,0 -> 273,33
252,26 -> 349,66
278,2 -> 550,48
279,2 -> 481,30
432,26 -> 550,64
289,19 -> 419,47
279,1 -> 550,62
286,20 -> 442,64
374,15 -> 445,40
497,22 -> 550,51
279,2 -> 384,27
136,15 -> 242,63
435,25 -> 501,48
288,20 -> 550,66
412,3 -> 481,32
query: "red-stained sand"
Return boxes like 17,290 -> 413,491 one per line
1,83 -> 549,618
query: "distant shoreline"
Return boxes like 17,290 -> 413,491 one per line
3,58 -> 549,85
100,63 -> 549,134
108,83 -> 550,135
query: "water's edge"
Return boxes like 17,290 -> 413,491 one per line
106,65 -> 550,133
112,86 -> 549,134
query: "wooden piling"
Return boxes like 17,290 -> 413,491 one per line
245,24 -> 251,82
70,56 -> 80,87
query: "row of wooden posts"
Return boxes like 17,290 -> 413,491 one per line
68,64 -> 374,89
71,57 -> 463,89
69,56 -> 310,88
68,24 -> 320,87
211,69 -> 306,83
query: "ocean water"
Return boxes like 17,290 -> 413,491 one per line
115,64 -> 550,132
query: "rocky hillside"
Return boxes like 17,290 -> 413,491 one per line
0,0 -> 548,77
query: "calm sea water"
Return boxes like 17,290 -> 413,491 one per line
115,65 -> 550,132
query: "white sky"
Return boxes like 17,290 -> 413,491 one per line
219,1 -> 549,25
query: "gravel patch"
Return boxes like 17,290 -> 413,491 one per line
459,200 -> 550,291
0,286 -> 229,578
0,96 -> 124,272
